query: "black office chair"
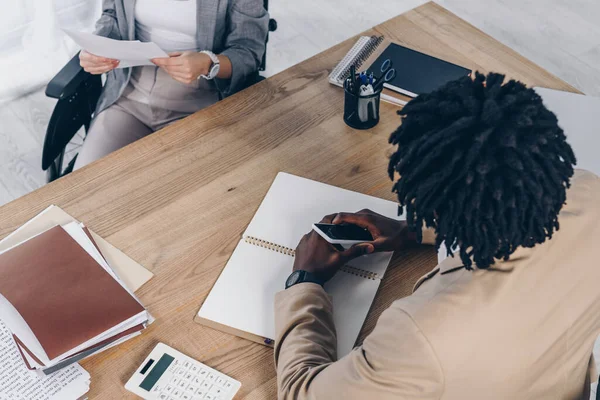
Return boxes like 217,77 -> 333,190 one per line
42,2 -> 277,182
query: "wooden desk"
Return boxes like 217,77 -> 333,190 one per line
0,3 -> 580,398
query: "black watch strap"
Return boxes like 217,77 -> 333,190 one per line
285,270 -> 324,289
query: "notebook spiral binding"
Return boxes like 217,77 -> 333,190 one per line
339,265 -> 380,281
244,236 -> 295,257
328,35 -> 384,87
244,236 -> 382,280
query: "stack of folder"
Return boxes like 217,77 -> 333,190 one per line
0,215 -> 152,375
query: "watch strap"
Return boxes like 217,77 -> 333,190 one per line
285,270 -> 324,289
200,50 -> 219,64
199,50 -> 219,80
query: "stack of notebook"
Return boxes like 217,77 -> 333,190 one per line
329,35 -> 471,106
0,215 -> 152,375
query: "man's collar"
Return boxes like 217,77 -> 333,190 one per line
438,251 -> 523,274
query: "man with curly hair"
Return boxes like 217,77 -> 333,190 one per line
275,73 -> 600,399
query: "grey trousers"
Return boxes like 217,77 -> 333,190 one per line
74,66 -> 220,170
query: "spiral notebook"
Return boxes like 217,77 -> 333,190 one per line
195,172 -> 401,357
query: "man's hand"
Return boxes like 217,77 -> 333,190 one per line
294,215 -> 374,283
79,50 -> 119,74
152,51 -> 213,84
333,209 -> 417,252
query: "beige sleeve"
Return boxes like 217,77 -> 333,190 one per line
274,283 -> 443,400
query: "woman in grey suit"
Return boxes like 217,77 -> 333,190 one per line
74,0 -> 269,169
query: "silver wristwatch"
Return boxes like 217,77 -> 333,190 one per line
199,50 -> 220,80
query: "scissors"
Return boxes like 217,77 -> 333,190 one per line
374,59 -> 396,91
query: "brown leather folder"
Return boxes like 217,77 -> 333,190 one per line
0,226 -> 145,361
15,323 -> 145,370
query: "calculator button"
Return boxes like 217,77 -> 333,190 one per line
209,385 -> 225,396
164,384 -> 175,394
181,393 -> 192,400
178,380 -> 188,389
176,367 -> 186,377
201,381 -> 211,390
192,377 -> 203,386
170,377 -> 180,386
190,364 -> 200,374
204,394 -> 215,400
167,361 -> 179,373
186,385 -> 197,394
223,381 -> 233,391
207,373 -> 216,382
158,393 -> 169,400
182,360 -> 192,370
172,388 -> 183,398
184,372 -> 194,381
198,369 -> 208,377
152,383 -> 163,393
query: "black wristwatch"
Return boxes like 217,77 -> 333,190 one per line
285,270 -> 324,289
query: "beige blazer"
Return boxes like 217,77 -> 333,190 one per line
274,170 -> 600,400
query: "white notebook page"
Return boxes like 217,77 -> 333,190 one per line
199,172 -> 401,356
244,172 -> 401,276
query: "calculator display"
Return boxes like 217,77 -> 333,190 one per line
140,354 -> 174,391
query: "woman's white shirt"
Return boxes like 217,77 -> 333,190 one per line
135,0 -> 198,52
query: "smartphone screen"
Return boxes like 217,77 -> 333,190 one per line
314,223 -> 373,241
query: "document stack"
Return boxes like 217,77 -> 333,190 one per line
0,218 -> 152,376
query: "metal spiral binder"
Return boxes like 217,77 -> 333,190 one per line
244,236 -> 382,280
340,265 -> 380,281
244,236 -> 295,256
329,35 -> 384,85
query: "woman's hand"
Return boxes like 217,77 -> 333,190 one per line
293,215 -> 374,283
152,51 -> 213,84
79,50 -> 119,74
333,209 -> 417,252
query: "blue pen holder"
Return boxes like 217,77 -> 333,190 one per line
343,86 -> 381,130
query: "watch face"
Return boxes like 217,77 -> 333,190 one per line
286,271 -> 301,288
211,63 -> 220,78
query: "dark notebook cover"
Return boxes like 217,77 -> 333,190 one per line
371,43 -> 471,97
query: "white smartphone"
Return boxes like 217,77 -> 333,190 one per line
312,223 -> 374,247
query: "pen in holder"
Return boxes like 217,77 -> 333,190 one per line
343,83 -> 381,130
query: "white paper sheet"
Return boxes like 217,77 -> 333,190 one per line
63,29 -> 168,68
0,321 -> 90,400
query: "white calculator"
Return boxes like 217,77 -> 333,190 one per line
125,343 -> 242,400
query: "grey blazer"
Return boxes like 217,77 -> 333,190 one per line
94,0 -> 269,114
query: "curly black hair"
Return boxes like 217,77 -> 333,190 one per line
388,72 -> 576,269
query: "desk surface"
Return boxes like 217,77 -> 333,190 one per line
0,2 -> 580,398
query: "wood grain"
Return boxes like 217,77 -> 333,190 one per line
0,3 -> 580,398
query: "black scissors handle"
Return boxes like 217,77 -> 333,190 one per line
380,59 -> 396,82
381,58 -> 392,73
382,68 -> 396,82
